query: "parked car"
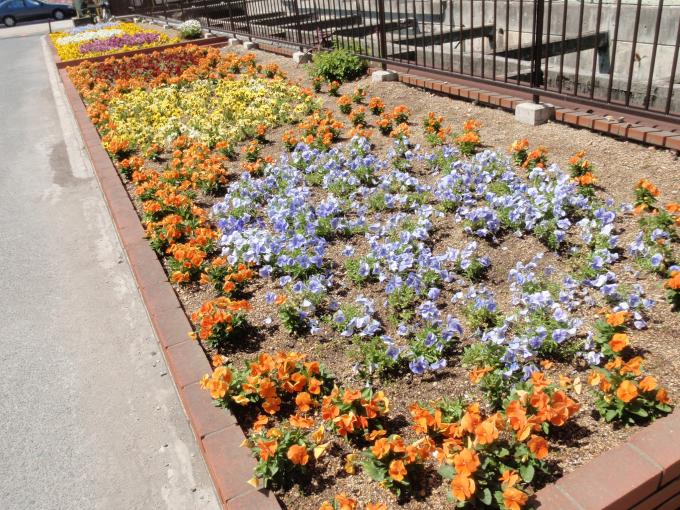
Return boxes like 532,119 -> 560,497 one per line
0,0 -> 76,27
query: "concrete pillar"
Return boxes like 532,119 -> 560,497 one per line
372,70 -> 398,82
292,52 -> 312,64
515,102 -> 555,126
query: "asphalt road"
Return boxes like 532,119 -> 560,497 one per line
0,24 -> 219,510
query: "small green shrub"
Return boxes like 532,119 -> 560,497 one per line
307,48 -> 368,83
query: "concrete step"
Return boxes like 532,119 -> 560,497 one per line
392,24 -> 494,47
334,17 -> 416,37
495,31 -> 609,60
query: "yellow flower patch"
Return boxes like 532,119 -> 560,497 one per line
50,22 -> 177,61
106,76 -> 319,150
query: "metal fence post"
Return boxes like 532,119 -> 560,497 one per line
225,0 -> 235,33
531,0 -> 545,102
291,0 -> 304,51
203,0 -> 212,32
242,0 -> 252,40
376,0 -> 388,68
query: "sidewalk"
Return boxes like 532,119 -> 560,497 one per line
0,26 -> 219,510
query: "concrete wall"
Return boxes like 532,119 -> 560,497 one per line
447,1 -> 679,86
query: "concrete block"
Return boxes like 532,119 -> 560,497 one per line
514,102 -> 555,126
243,41 -> 259,50
228,38 -> 242,47
372,70 -> 398,83
292,51 -> 312,64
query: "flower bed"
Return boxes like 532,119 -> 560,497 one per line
50,22 -> 178,61
66,44 -> 679,510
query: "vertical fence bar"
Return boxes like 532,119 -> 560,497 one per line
664,17 -> 680,114
378,0 -> 388,67
438,0 -> 444,70
588,0 -> 602,98
243,0 -> 252,40
481,0 -> 486,78
430,0 -> 441,69
557,0 -> 567,93
543,0 -> 552,91
529,0 -> 536,86
531,0 -> 544,101
492,0 -> 497,81
366,0 -> 375,59
226,0 -> 234,32
606,0 -> 622,103
450,0 -> 455,71
503,0 -> 508,81
624,0 -> 642,106
291,0 -> 304,50
420,0 -> 427,67
395,0 -> 402,62
469,0 -> 474,75
330,0 -> 343,50
643,0 -> 663,110
572,0 -> 584,96
517,0 -> 523,84
459,0 -> 464,73
203,0 -> 211,31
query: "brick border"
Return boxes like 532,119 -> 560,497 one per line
54,57 -> 279,510
388,70 -> 680,152
49,36 -> 680,510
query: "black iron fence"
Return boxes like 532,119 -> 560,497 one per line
115,0 -> 680,123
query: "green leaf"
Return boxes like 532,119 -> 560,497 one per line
605,408 -> 619,422
519,463 -> 535,483
438,464 -> 455,480
631,406 -> 649,418
361,460 -> 386,482
480,488 -> 493,505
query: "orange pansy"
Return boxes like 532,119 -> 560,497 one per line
388,459 -> 408,482
503,487 -> 529,510
286,444 -> 309,465
609,333 -> 630,353
616,380 -> 639,403
639,376 -> 658,392
528,435 -> 549,460
451,473 -> 476,501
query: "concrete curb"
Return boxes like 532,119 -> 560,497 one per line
53,56 -> 280,510
47,36 -> 680,510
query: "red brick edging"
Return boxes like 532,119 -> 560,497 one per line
390,71 -> 680,151
50,36 -> 680,510
53,56 -> 279,510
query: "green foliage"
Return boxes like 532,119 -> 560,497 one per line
249,425 -> 313,489
279,301 -> 309,335
463,305 -> 503,333
352,335 -> 402,379
590,366 -> 673,426
388,285 -> 418,323
307,48 -> 368,83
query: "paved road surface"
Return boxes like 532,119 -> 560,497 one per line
0,22 -> 219,510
